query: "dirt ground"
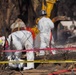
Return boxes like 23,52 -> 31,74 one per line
0,51 -> 76,75
0,43 -> 76,75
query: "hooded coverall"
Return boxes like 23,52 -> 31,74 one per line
38,16 -> 55,55
6,30 -> 34,69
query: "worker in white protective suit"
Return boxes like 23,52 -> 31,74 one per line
37,10 -> 56,56
5,18 -> 34,70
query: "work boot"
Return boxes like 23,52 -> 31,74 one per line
23,63 -> 34,70
23,67 -> 34,70
51,50 -> 56,55
39,50 -> 45,56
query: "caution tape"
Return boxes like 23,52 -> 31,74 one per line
1,47 -> 76,52
0,60 -> 76,64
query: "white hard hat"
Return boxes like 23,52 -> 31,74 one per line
39,10 -> 47,16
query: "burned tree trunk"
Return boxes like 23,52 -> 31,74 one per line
0,0 -> 37,36
17,0 -> 37,27
0,0 -> 19,36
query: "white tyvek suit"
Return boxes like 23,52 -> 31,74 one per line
38,16 -> 55,55
6,30 -> 34,69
